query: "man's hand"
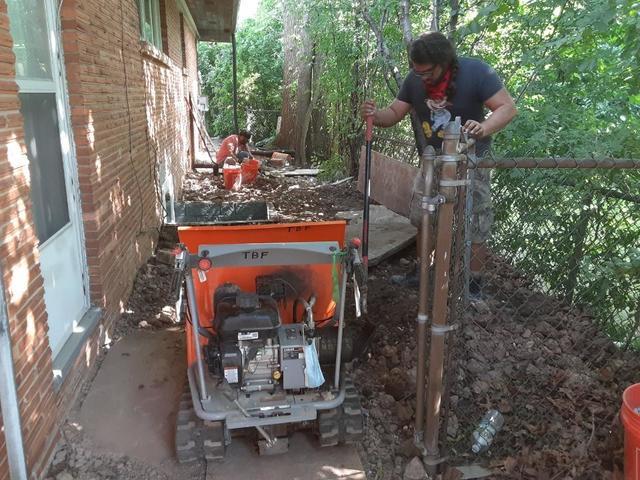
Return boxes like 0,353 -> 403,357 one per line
463,120 -> 486,138
361,100 -> 376,121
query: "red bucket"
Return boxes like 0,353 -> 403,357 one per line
223,165 -> 242,191
621,383 -> 640,479
241,159 -> 260,184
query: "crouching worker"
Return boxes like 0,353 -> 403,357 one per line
216,130 -> 254,167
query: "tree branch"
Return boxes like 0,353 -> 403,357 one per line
514,0 -> 571,103
361,3 -> 427,156
431,0 -> 440,32
363,7 -> 403,89
400,0 -> 413,58
448,0 -> 459,40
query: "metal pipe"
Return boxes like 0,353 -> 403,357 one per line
184,269 -> 209,401
233,399 -> 276,446
333,266 -> 348,389
463,168 -> 475,305
187,366 -> 347,422
361,116 -> 374,315
414,146 -> 436,439
0,263 -> 28,480
439,146 -> 470,459
423,121 -> 461,471
231,33 -> 239,133
471,157 -> 640,169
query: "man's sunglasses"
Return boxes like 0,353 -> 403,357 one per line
412,67 -> 436,79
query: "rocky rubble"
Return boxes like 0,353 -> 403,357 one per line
353,252 -> 639,480
182,171 -> 362,221
113,260 -> 178,338
46,442 -> 171,480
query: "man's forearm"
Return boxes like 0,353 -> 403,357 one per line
481,104 -> 517,137
374,107 -> 402,128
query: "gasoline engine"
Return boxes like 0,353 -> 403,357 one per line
205,282 -> 325,393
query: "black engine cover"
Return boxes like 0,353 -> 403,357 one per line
214,291 -> 281,342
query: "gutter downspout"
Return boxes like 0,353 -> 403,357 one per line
0,262 -> 28,480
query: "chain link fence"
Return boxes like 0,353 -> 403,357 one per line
467,159 -> 640,349
363,132 -> 640,475
371,135 -> 419,166
246,109 -> 279,145
439,154 -> 640,477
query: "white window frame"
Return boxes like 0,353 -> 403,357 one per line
138,0 -> 163,50
10,0 -> 87,263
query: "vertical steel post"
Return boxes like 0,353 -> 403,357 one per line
0,264 -> 28,480
184,268 -> 209,401
423,121 -> 461,471
232,33 -> 239,133
361,116 -> 374,314
334,265 -> 348,389
414,146 -> 437,439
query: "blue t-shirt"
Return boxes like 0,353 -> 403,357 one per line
397,57 -> 503,153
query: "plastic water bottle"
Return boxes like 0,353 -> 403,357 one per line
471,409 -> 504,454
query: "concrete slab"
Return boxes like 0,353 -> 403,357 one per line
207,433 -> 365,480
357,147 -> 419,218
76,328 -> 366,479
338,205 -> 417,266
77,329 -> 186,465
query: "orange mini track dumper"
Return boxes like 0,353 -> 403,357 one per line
171,203 -> 365,462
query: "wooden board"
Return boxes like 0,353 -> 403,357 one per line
357,147 -> 419,218
282,168 -> 321,176
337,205 -> 416,266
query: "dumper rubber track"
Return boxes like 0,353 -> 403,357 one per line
175,389 -> 226,463
202,420 -> 226,461
176,391 -> 202,463
317,380 -> 365,447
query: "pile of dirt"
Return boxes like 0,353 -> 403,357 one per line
112,260 -> 178,338
352,252 -> 639,479
45,420 -> 205,480
182,171 -> 362,221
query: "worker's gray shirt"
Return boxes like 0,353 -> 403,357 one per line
397,57 -> 503,155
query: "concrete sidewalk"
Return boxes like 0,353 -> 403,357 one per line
75,329 -> 366,480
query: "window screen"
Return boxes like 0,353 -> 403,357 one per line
6,0 -> 52,80
19,93 -> 70,244
139,0 -> 162,50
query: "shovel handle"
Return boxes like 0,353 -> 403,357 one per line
365,115 -> 374,142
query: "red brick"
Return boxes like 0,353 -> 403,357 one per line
0,0 -> 199,478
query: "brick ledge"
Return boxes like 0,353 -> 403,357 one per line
140,41 -> 172,68
51,307 -> 102,390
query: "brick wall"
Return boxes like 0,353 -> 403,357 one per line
0,0 -> 59,478
0,0 -> 199,478
60,0 -> 195,314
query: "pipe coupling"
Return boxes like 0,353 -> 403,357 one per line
420,194 -> 446,211
431,324 -> 458,336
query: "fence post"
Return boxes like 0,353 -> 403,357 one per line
423,121 -> 463,472
564,193 -> 593,304
414,146 -> 437,443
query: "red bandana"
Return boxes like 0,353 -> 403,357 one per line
424,68 -> 451,101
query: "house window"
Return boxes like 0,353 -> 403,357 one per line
138,0 -> 162,50
180,14 -> 186,68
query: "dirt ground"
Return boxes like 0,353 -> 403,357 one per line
182,170 -> 362,221
48,170 -> 636,480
